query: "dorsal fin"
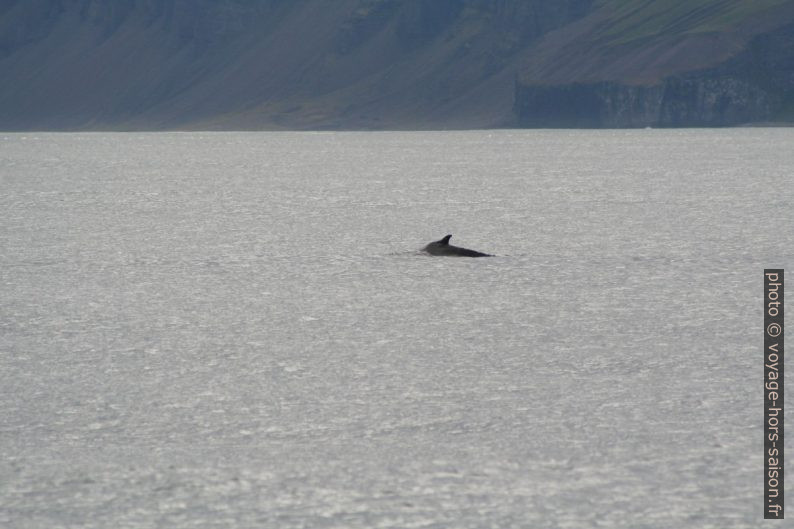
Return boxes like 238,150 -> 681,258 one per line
439,234 -> 452,245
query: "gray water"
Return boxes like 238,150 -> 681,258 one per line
1,130 -> 792,528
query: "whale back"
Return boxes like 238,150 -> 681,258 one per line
423,234 -> 491,257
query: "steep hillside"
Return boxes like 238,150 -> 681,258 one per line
0,0 -> 593,130
515,0 -> 794,126
1,0 -> 793,129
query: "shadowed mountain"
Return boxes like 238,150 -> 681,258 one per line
514,0 -> 794,127
1,0 -> 793,129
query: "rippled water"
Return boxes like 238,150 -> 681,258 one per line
1,130 -> 792,528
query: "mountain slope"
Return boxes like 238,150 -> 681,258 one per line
0,0 -> 594,130
1,0 -> 793,129
514,0 -> 794,126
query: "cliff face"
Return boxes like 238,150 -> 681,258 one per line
515,1 -> 794,127
1,0 -> 793,129
514,72 -> 784,128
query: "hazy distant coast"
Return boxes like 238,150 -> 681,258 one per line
1,0 -> 793,130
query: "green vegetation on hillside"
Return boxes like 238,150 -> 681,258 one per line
599,0 -> 792,44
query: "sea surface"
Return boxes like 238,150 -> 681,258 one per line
1,130 -> 792,528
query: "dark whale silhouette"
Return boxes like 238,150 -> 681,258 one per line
423,235 -> 492,257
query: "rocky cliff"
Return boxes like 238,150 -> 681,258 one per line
515,1 -> 794,127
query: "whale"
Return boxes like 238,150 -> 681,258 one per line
423,235 -> 492,257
